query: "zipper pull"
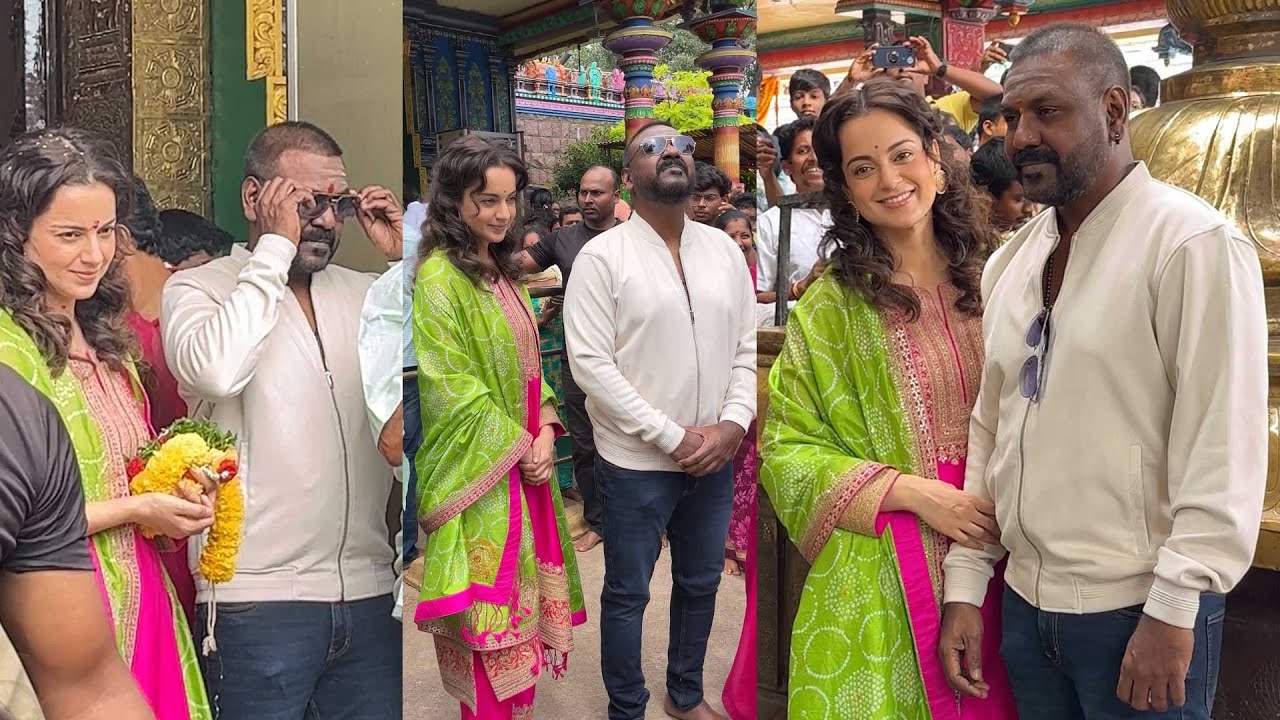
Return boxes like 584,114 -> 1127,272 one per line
325,371 -> 334,389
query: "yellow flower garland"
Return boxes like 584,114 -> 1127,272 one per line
128,432 -> 243,584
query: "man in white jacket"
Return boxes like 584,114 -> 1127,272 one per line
939,25 -> 1267,719
162,121 -> 403,718
564,122 -> 756,720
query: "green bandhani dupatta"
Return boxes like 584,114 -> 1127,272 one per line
0,309 -> 209,719
762,274 -> 989,720
412,250 -> 585,670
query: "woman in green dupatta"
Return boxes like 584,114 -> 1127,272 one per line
413,136 -> 585,720
760,80 -> 1015,720
0,129 -> 211,719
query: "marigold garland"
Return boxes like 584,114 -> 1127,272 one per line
127,418 -> 243,584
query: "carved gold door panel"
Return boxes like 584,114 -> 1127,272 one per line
55,0 -> 134,159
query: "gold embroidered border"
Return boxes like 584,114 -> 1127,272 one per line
799,461 -> 891,564
131,0 -> 210,215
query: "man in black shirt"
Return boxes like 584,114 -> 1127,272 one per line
0,365 -> 153,719
519,164 -> 621,553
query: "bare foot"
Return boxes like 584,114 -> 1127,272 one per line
562,487 -> 583,503
574,530 -> 602,553
663,695 -> 727,720
723,557 -> 741,576
661,534 -> 670,549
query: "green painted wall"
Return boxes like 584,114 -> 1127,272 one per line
210,0 -> 266,242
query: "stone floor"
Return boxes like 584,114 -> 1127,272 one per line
403,498 -> 747,719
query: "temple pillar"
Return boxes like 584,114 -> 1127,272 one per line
691,0 -> 756,183
597,0 -> 673,141
861,7 -> 898,48
942,1 -> 996,72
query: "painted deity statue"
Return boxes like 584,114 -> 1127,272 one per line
545,62 -> 558,96
588,62 -> 603,101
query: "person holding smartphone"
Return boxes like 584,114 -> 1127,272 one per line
835,36 -> 1004,134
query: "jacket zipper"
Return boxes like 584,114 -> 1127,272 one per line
1016,238 -> 1067,607
675,246 -> 701,423
312,326 -> 352,601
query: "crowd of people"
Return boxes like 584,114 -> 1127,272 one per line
0,121 -> 406,720
408,122 -> 759,719
757,22 -> 1265,720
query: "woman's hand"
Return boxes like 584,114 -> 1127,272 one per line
890,474 -> 1000,550
519,428 -> 556,485
137,492 -> 214,539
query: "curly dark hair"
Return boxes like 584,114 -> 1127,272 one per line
812,79 -> 990,320
0,127 -> 137,374
157,209 -> 235,264
123,173 -> 163,257
420,136 -> 528,285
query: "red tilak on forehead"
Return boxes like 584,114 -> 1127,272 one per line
91,220 -> 100,230
327,182 -> 335,193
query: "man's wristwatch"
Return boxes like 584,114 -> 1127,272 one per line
934,63 -> 949,79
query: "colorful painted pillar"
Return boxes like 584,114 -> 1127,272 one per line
944,1 -> 997,71
690,0 -> 756,183
598,0 -> 674,141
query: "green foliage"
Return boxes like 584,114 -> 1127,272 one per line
552,127 -> 621,198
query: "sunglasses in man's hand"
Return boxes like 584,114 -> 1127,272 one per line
250,175 -> 359,222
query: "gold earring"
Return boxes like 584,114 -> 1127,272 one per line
935,168 -> 948,194
846,192 -> 860,222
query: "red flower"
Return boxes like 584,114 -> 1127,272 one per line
217,459 -> 238,480
126,456 -> 145,479
156,433 -> 169,445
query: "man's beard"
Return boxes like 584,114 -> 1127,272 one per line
635,157 -> 691,204
1014,130 -> 1109,208
291,227 -> 338,275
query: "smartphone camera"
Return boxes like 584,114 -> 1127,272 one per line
873,45 -> 917,69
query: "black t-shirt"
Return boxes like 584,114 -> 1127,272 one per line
526,218 -> 622,289
0,364 -> 92,574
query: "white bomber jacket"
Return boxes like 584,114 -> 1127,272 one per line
942,163 -> 1268,629
162,234 -> 396,604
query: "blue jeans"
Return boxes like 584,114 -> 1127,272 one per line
597,457 -> 734,720
403,373 -> 422,563
196,596 -> 402,719
1000,586 -> 1225,720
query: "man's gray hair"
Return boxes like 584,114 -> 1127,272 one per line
1010,23 -> 1131,98
243,120 -> 343,179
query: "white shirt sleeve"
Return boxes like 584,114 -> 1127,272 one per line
162,234 -> 296,400
943,255 -> 1012,607
756,211 -> 778,294
358,262 -> 404,447
719,250 -> 757,432
1143,226 -> 1268,628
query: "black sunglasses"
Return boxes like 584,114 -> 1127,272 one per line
249,176 -> 358,221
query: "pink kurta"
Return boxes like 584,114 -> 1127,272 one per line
72,354 -> 197,720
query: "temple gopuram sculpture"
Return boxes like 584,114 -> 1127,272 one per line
589,61 -> 603,101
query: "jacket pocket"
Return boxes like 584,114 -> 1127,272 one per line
1128,444 -> 1151,555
